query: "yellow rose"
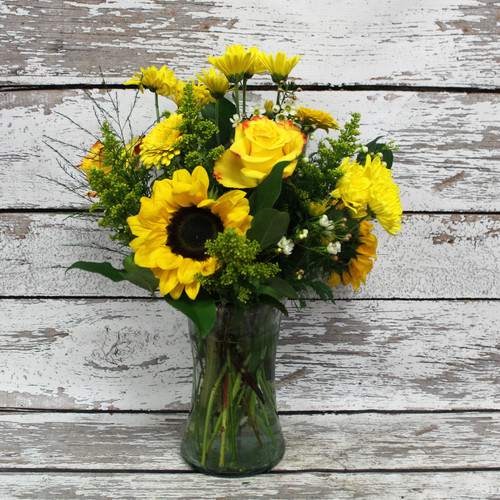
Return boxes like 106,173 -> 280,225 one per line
214,116 -> 306,188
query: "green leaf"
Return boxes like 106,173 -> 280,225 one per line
66,261 -> 127,282
246,208 -> 290,249
382,148 -> 393,169
202,97 -> 237,146
309,280 -> 335,303
122,254 -> 159,293
258,294 -> 289,317
249,160 -> 290,215
262,277 -> 299,300
164,292 -> 216,339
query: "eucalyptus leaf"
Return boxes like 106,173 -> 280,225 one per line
246,208 -> 290,249
165,292 -> 216,339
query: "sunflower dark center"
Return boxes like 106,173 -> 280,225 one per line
166,206 -> 224,261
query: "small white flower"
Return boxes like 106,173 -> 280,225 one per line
282,100 -> 297,115
230,114 -> 242,128
275,112 -> 287,123
302,156 -> 309,163
252,106 -> 263,117
297,229 -> 308,240
319,214 -> 335,231
277,236 -> 294,256
361,145 -> 369,153
272,104 -> 281,113
381,161 -> 387,167
327,241 -> 341,255
377,152 -> 384,158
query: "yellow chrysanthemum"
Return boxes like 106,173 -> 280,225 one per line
296,106 -> 340,132
78,141 -> 111,177
207,44 -> 258,83
140,113 -> 183,169
196,68 -> 232,99
308,199 -> 332,216
364,155 -> 403,235
331,158 -> 371,217
170,80 -> 215,107
124,65 -> 179,96
329,221 -> 378,291
331,156 -> 402,234
246,47 -> 267,77
127,166 -> 252,300
259,51 -> 301,83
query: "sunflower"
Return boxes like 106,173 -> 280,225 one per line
207,44 -> 258,83
329,221 -> 378,291
140,113 -> 183,169
296,106 -> 339,132
127,166 -> 252,300
124,65 -> 178,96
259,51 -> 301,83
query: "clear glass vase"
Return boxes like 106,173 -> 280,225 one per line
181,303 -> 285,476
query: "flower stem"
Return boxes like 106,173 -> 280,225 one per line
154,93 -> 160,123
215,99 -> 221,145
242,78 -> 247,116
202,367 -> 226,466
219,372 -> 230,466
234,82 -> 240,115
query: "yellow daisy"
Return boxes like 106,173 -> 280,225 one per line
124,65 -> 178,96
127,166 -> 252,300
207,44 -> 258,83
329,221 -> 378,291
296,106 -> 340,132
259,51 -> 301,83
196,68 -> 232,99
140,113 -> 183,169
170,80 -> 214,107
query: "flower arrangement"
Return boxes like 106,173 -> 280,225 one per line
71,45 -> 401,333
68,44 -> 402,474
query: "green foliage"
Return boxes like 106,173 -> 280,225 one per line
165,291 -> 216,339
277,113 -> 361,229
197,228 -> 280,304
87,122 -> 151,245
246,208 -> 290,250
171,84 -> 223,182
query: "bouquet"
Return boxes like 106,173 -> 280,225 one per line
68,44 -> 402,474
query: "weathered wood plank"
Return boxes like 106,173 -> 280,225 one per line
1,89 -> 499,211
1,299 -> 498,411
1,0 -> 498,87
0,412 -> 499,471
1,471 -> 500,500
0,213 -> 498,299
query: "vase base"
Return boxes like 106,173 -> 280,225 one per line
181,437 -> 285,477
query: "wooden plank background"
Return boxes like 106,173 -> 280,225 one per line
0,0 -> 499,498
